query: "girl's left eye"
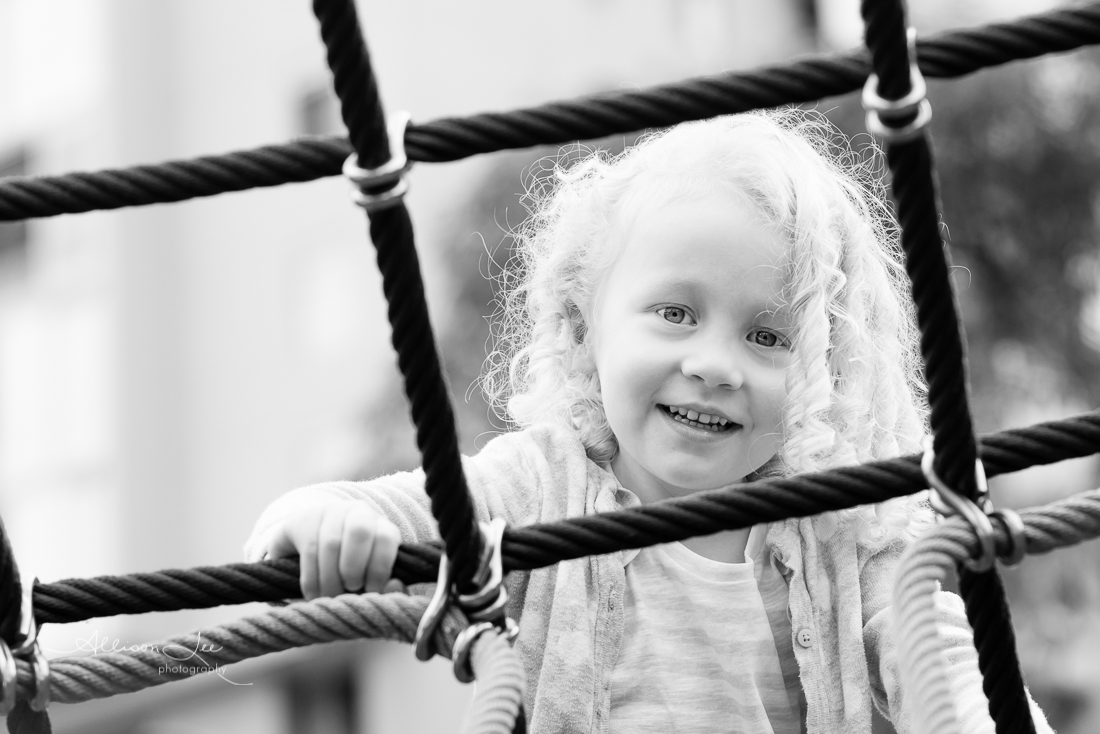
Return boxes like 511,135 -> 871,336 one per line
751,329 -> 788,348
657,306 -> 695,325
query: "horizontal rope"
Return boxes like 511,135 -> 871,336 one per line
33,545 -> 439,625
466,625 -> 527,734
21,593 -> 452,704
2,2 -> 1099,221
33,409 -> 1100,625
893,489 -> 1100,734
494,409 -> 1100,572
16,590 -> 524,734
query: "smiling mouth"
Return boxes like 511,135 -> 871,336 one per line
660,405 -> 738,433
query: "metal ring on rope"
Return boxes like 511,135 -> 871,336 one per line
9,573 -> 51,713
863,28 -> 933,144
343,111 -> 412,212
922,436 -> 997,572
992,508 -> 1028,567
0,569 -> 51,715
415,518 -> 519,683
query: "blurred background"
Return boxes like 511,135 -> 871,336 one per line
1,0 -> 1098,732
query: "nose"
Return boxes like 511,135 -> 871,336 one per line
681,340 -> 745,390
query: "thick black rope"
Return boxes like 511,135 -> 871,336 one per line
311,0 -> 388,171
309,0 -> 482,593
3,3 -> 1100,221
860,2 -> 1032,733
31,548 -> 441,625
31,409 -> 1100,625
958,567 -> 1034,734
861,0 -> 980,502
0,513 -> 22,644
0,512 -> 50,734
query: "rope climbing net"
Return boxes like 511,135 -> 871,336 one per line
4,1 -> 1100,733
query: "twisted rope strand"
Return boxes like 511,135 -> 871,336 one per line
892,490 -> 1100,734
958,567 -> 1035,734
4,3 -> 1100,220
31,410 -> 1100,625
860,4 -> 1022,731
309,0 -> 483,592
466,629 -> 527,734
862,0 -> 981,501
311,0 -> 389,170
14,591 -> 526,733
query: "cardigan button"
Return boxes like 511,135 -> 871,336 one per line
796,628 -> 815,648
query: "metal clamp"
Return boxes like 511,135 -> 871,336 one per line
862,29 -> 932,145
0,639 -> 14,715
922,436 -> 998,572
992,507 -> 1027,567
452,617 -> 520,684
414,518 -> 517,678
414,545 -> 455,662
5,574 -> 50,712
457,518 -> 509,623
342,111 -> 412,213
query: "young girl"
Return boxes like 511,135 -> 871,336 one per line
245,111 -> 1051,734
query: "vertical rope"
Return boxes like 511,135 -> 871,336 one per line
860,0 -> 978,499
0,516 -> 21,644
308,0 -> 483,592
859,2 -> 1034,733
463,630 -> 526,734
957,568 -> 1035,734
0,517 -> 52,734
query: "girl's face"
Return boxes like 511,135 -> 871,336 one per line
590,189 -> 792,503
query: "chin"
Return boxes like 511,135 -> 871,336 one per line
660,468 -> 744,494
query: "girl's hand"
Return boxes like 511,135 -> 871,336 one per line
263,502 -> 403,600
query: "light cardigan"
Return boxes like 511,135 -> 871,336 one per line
245,423 -> 1052,734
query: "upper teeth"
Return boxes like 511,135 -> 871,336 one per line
668,405 -> 729,426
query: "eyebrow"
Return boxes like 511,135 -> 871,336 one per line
647,276 -> 791,315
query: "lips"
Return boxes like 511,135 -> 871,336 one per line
660,404 -> 738,433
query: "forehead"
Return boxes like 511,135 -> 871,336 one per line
610,190 -> 789,305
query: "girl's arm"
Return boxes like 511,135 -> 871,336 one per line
244,426 -> 561,563
243,469 -> 441,564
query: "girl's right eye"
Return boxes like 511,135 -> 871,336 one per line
657,306 -> 694,325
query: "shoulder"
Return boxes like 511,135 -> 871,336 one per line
465,422 -> 600,525
471,422 -> 592,476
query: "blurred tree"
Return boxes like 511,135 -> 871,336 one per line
826,51 -> 1100,430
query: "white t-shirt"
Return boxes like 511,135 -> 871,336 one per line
610,539 -> 802,734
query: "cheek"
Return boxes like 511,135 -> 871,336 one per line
756,376 -> 789,435
605,352 -> 666,405
595,346 -> 669,431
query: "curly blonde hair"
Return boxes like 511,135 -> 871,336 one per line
484,110 -> 930,538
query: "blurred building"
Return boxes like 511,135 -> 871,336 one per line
0,1 -> 818,732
